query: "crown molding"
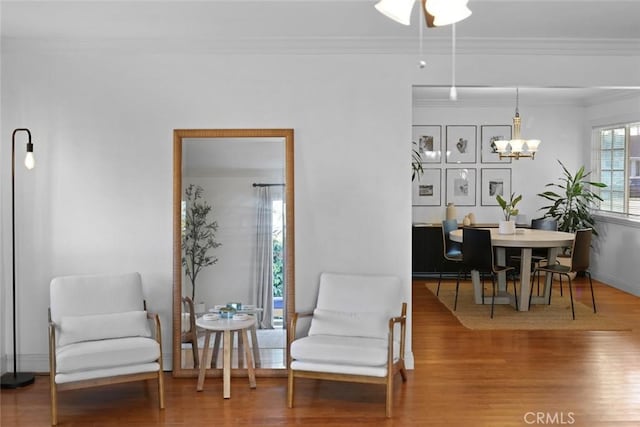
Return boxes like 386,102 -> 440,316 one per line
3,36 -> 640,56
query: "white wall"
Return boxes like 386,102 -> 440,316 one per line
586,93 -> 640,296
2,45 -> 640,373
0,51 -> 414,372
412,101 -> 586,224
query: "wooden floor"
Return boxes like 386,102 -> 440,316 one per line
2,277 -> 640,426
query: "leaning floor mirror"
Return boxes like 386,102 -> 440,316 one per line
172,129 -> 294,377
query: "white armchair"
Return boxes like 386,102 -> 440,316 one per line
287,272 -> 407,417
48,272 -> 165,425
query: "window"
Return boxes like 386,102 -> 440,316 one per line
593,122 -> 640,216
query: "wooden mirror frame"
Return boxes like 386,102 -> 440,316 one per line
172,128 -> 294,378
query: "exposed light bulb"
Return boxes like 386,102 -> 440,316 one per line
419,60 -> 426,69
24,151 -> 35,170
449,86 -> 458,101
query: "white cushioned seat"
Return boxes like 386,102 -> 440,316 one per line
56,336 -> 160,375
290,335 -> 399,367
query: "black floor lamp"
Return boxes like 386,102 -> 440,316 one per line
1,128 -> 36,389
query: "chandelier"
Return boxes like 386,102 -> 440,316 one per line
495,89 -> 541,160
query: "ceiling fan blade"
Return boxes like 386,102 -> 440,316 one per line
421,0 -> 436,28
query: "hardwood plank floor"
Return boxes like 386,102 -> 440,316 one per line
2,277 -> 640,426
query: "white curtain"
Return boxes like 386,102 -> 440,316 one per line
255,187 -> 274,329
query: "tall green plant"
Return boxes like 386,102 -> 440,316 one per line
537,160 -> 606,235
182,184 -> 222,301
412,141 -> 424,181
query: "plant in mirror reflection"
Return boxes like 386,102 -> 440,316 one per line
182,184 -> 222,302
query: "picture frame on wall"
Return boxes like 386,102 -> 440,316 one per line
481,125 -> 512,163
412,167 -> 441,206
481,168 -> 512,206
413,125 -> 442,163
446,125 -> 477,164
445,168 -> 477,206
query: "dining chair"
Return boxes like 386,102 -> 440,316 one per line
462,228 -> 518,318
531,228 -> 596,320
437,219 -> 465,307
181,296 -> 200,369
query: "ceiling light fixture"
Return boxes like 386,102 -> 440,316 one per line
495,88 -> 541,160
375,0 -> 472,28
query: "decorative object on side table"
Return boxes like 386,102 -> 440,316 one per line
182,184 -> 222,304
496,192 -> 522,234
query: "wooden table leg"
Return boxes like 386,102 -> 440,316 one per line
197,331 -> 212,391
223,330 -> 231,399
518,248 -> 533,311
211,332 -> 221,368
249,324 -> 261,368
241,328 -> 256,389
237,330 -> 244,369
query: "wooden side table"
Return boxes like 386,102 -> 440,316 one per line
195,316 -> 257,398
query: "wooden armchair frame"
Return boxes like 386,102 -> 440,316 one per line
48,304 -> 165,426
287,302 -> 407,418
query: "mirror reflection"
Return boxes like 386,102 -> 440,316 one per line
173,129 -> 294,377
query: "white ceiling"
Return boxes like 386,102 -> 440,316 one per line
2,1 -> 638,103
2,0 -> 640,54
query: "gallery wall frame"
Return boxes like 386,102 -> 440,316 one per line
445,168 -> 477,206
481,168 -> 512,206
413,125 -> 442,163
481,125 -> 512,164
446,125 -> 477,164
412,167 -> 441,206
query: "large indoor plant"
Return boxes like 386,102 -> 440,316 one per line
182,184 -> 222,304
537,160 -> 606,236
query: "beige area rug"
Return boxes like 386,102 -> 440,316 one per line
425,282 -> 632,331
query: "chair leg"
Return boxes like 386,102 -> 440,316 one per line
287,370 -> 295,408
192,337 -> 199,369
385,371 -> 393,418
567,275 -> 576,320
511,272 -> 518,311
490,275 -> 496,319
436,270 -> 442,296
586,271 -> 597,313
558,274 -> 563,296
50,379 -> 58,426
453,269 -> 461,311
158,371 -> 165,409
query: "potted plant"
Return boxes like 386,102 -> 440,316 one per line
182,184 -> 222,312
496,192 -> 522,234
412,140 -> 424,182
537,160 -> 606,237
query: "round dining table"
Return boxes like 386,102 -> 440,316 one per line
449,228 -> 575,311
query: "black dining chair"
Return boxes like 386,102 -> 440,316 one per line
531,228 -> 596,320
462,227 -> 518,318
437,219 -> 465,308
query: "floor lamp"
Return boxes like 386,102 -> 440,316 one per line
1,128 -> 36,389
